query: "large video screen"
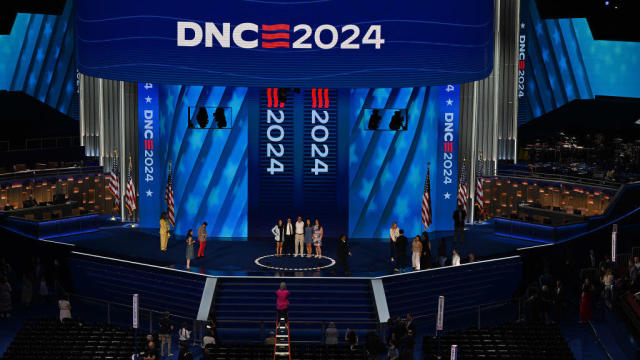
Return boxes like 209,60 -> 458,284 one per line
138,85 -> 460,240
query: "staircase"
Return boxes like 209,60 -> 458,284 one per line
213,277 -> 378,342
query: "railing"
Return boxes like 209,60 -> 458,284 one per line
24,136 -> 81,150
71,294 -> 203,347
70,293 -> 378,345
412,297 -> 523,334
497,169 -> 621,190
0,165 -> 103,183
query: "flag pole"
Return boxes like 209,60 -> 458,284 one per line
426,162 -> 430,231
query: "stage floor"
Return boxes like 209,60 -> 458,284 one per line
49,220 -> 537,277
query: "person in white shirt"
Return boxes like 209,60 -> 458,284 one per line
178,322 -> 191,342
294,216 -> 305,257
58,294 -> 72,321
284,218 -> 294,256
451,249 -> 461,266
389,222 -> 399,262
271,219 -> 284,257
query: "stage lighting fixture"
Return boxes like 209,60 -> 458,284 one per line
214,107 -> 227,128
368,109 -> 382,130
389,110 -> 405,130
196,107 -> 209,128
277,88 -> 289,104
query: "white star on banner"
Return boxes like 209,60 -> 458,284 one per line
446,99 -> 453,106
146,189 -> 153,197
145,96 -> 152,103
444,192 -> 451,199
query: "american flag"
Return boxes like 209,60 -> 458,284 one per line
165,164 -> 175,226
457,160 -> 468,209
475,157 -> 485,218
125,158 -> 137,213
108,152 -> 120,211
421,164 -> 432,229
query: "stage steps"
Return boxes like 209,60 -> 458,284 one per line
212,277 -> 378,342
68,253 -> 206,319
383,256 -> 523,321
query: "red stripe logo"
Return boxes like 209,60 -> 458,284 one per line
145,139 -> 153,150
267,88 -> 285,108
311,88 -> 330,108
261,24 -> 290,49
519,60 -> 525,70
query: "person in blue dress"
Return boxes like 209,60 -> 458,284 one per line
304,219 -> 313,258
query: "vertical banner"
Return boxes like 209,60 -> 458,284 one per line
435,85 -> 460,231
302,88 -> 347,236
249,88 -> 348,238
611,223 -> 617,262
436,295 -> 445,331
248,88 -> 295,237
138,83 -> 161,228
450,345 -> 458,360
132,294 -> 139,328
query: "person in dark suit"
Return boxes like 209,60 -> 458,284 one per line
554,279 -> 567,320
395,230 -> 409,272
334,234 -> 352,275
284,218 -> 294,256
453,206 -> 466,243
587,249 -> 597,268
420,232 -> 432,269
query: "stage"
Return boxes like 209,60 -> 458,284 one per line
49,218 -> 536,277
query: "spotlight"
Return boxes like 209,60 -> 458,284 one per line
277,88 -> 290,105
389,110 -> 405,130
214,107 -> 227,128
196,107 -> 209,128
368,109 -> 382,130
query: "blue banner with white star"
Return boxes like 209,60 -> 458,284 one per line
138,83 -> 161,228
433,85 -> 460,231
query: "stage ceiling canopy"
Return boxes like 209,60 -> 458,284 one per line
76,0 -> 494,88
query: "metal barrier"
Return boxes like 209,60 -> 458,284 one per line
497,169 -> 621,190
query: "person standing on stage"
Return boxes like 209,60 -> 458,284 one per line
197,222 -> 208,258
395,229 -> 408,272
334,234 -> 352,275
304,219 -> 313,258
284,218 -> 294,256
453,205 -> 467,243
294,216 -> 305,257
185,229 -> 195,270
159,212 -> 171,251
411,236 -> 422,271
271,219 -> 285,257
389,222 -> 399,263
313,219 -> 323,258
420,231 -> 432,269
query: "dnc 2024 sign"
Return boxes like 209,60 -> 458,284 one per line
76,0 -> 494,88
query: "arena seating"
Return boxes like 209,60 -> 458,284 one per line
422,322 -> 574,360
207,344 -> 364,360
1,318 -> 145,360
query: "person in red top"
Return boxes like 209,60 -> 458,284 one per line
276,282 -> 290,320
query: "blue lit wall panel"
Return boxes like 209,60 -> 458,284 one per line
157,85 -> 249,237
0,0 -> 78,119
520,0 -> 640,124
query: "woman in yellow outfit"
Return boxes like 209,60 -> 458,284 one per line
160,212 -> 171,251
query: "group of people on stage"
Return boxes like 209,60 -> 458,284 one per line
271,217 -> 324,258
160,213 -> 209,270
389,222 -> 433,273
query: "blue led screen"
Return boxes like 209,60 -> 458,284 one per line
519,0 -> 640,124
147,86 -> 459,239
0,0 -> 78,119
